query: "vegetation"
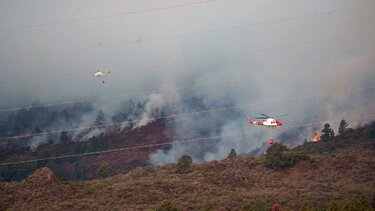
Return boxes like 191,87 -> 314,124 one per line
1,145 -> 375,210
200,201 -> 215,211
227,148 -> 237,159
264,143 -> 310,169
96,164 -> 109,179
338,119 -> 349,139
1,118 -> 375,209
60,131 -> 69,143
321,123 -> 335,141
301,195 -> 372,211
175,155 -> 193,174
95,110 -> 106,125
241,201 -> 267,211
154,200 -> 179,211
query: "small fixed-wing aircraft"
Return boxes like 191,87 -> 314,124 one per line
93,70 -> 110,84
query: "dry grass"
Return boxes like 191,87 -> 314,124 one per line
1,147 -> 374,210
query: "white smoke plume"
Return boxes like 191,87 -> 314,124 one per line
0,0 -> 374,165
134,94 -> 167,128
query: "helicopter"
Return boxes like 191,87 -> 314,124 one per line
246,113 -> 283,127
246,113 -> 286,144
93,70 -> 110,84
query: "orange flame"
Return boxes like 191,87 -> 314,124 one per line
312,132 -> 320,142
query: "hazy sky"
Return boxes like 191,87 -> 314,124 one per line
0,0 -> 374,105
0,0 -> 374,161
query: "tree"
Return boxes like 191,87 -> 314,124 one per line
96,164 -> 109,179
32,126 -> 42,134
227,148 -> 237,159
60,131 -> 69,143
95,110 -> 106,125
338,119 -> 349,139
175,155 -> 193,174
321,123 -> 335,141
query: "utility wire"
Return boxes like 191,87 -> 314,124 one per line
0,114 -> 373,166
1,3 -> 374,89
1,3 -> 374,61
0,0 -> 219,31
0,84 -> 373,141
0,33 -> 374,112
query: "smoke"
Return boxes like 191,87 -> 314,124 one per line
134,94 -> 167,128
1,0 -> 375,163
29,135 -> 48,151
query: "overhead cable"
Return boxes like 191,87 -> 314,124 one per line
0,84 -> 373,141
1,4 -> 374,61
0,0 -> 219,31
0,114 -> 373,166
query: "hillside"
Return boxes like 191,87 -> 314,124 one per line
1,141 -> 374,210
0,119 -> 175,180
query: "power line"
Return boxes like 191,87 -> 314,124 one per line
1,3 -> 374,61
0,114 -> 373,166
0,73 -> 91,89
1,3 -> 373,90
1,4 -> 373,90
0,33 -> 374,113
0,0 -> 219,31
0,84 -> 373,141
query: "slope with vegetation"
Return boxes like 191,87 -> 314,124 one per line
1,132 -> 374,210
0,119 -> 174,180
1,120 -> 374,210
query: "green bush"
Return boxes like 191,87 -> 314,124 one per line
155,200 -> 179,211
200,201 -> 214,211
241,201 -> 267,211
340,195 -> 371,211
265,143 -> 310,169
302,195 -> 371,211
96,164 -> 109,179
175,155 -> 193,174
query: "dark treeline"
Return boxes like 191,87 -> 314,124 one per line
0,102 -> 94,137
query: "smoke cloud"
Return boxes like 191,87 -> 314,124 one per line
0,0 -> 374,163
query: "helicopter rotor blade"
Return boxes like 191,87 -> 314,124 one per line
255,117 -> 268,119
277,114 -> 288,117
260,113 -> 271,118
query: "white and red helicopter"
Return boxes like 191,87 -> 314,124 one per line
246,113 -> 283,128
246,113 -> 285,144
93,70 -> 110,84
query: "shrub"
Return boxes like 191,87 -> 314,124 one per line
341,195 -> 371,211
285,151 -> 310,163
265,143 -> 310,169
175,155 -> 192,174
155,200 -> 179,211
264,143 -> 288,169
328,201 -> 340,211
241,201 -> 267,211
200,201 -> 214,211
96,164 -> 109,179
302,195 -> 372,211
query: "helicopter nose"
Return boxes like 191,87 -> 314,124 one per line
277,121 -> 282,126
